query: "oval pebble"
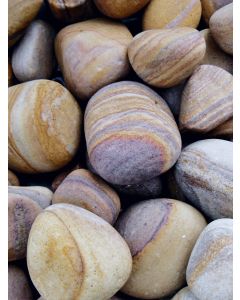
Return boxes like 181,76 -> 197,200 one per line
179,65 -> 233,132
27,203 -> 132,300
143,0 -> 202,30
128,27 -> 206,88
12,20 -> 55,82
53,169 -> 121,224
209,3 -> 233,55
187,219 -> 233,300
116,199 -> 206,299
85,81 -> 182,185
8,80 -> 82,173
174,139 -> 233,219
8,186 -> 52,209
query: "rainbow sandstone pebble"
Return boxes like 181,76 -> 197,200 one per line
53,169 -> 121,224
85,81 -> 182,185
143,0 -> 202,30
55,18 -> 133,101
8,80 -> 82,173
128,27 -> 206,88
179,65 -> 233,132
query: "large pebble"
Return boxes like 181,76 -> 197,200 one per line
27,203 -> 132,300
48,0 -> 94,23
85,81 -> 181,185
174,139 -> 233,219
179,65 -> 233,132
8,80 -> 82,173
201,0 -> 232,23
171,287 -> 197,300
187,219 -> 233,300
143,0 -> 201,30
8,0 -> 43,47
53,169 -> 120,224
8,186 -> 52,209
116,199 -> 206,299
8,193 -> 42,261
12,20 -> 55,82
8,264 -> 34,300
209,3 -> 233,55
94,0 -> 150,19
55,18 -> 132,101
200,29 -> 233,73
128,28 -> 206,88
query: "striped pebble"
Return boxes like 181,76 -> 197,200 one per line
8,186 -> 52,209
8,193 -> 42,261
94,0 -> 150,19
8,80 -> 82,173
187,219 -> 233,300
171,287 -> 197,300
128,28 -> 206,88
209,3 -> 233,55
143,0 -> 202,30
116,199 -> 206,299
174,139 -> 233,219
53,169 -> 120,224
201,0 -> 232,23
85,81 -> 182,185
200,29 -> 233,73
179,65 -> 233,132
55,18 -> 132,101
8,170 -> 19,186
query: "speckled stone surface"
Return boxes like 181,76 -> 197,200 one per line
187,219 -> 233,300
179,65 -> 233,132
27,204 -> 132,300
55,18 -> 133,101
8,80 -> 82,173
116,199 -> 206,299
174,139 -> 233,219
53,169 -> 121,224
8,186 -> 52,209
8,193 -> 42,261
209,3 -> 233,55
143,0 -> 202,30
200,29 -> 232,73
12,20 -> 55,82
85,81 -> 182,185
128,28 -> 206,88
94,0 -> 150,19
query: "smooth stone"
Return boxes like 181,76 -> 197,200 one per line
12,20 -> 55,82
53,169 -> 121,224
179,65 -> 233,132
8,193 -> 42,261
171,287 -> 198,299
27,203 -> 132,300
187,219 -> 233,300
174,139 -> 233,219
85,81 -> 181,185
47,0 -> 94,23
200,29 -> 233,73
159,80 -> 187,117
55,18 -> 133,101
128,27 -> 206,88
143,0 -> 202,30
8,80 -> 82,173
116,199 -> 207,299
209,3 -> 233,55
201,0 -> 232,23
8,264 -> 34,300
94,0 -> 150,19
8,186 -> 52,209
8,170 -> 19,186
8,0 -> 43,46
